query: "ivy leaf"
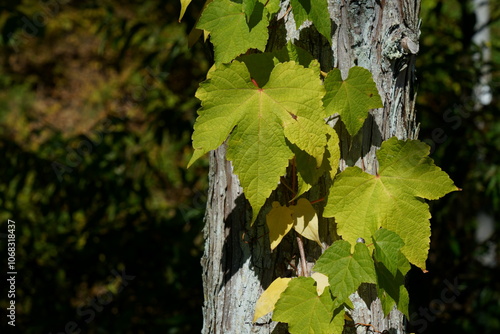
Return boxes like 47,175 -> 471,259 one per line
273,277 -> 344,334
324,137 -> 458,269
313,240 -> 376,303
266,198 -> 320,249
290,0 -> 332,42
266,202 -> 294,250
189,61 -> 326,221
253,277 -> 292,322
197,0 -> 269,64
292,198 -> 321,246
372,228 -> 405,277
323,66 -> 383,136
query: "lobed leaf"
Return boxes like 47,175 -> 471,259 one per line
324,137 -> 458,269
189,60 -> 326,221
273,277 -> 345,334
313,240 -> 377,304
197,0 -> 269,64
323,66 -> 383,136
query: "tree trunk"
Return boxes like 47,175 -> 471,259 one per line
201,1 -> 421,333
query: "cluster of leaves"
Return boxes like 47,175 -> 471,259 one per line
183,0 -> 458,332
187,46 -> 385,222
255,229 -> 409,333
252,138 -> 457,333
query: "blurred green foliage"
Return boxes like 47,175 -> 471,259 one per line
0,0 -> 499,333
411,1 -> 500,333
0,0 -> 209,333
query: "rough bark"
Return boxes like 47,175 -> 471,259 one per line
201,1 -> 421,333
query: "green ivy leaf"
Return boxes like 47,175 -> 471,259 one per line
197,0 -> 269,64
273,277 -> 345,334
314,240 -> 376,303
324,137 -> 458,269
323,66 -> 383,136
189,61 -> 326,221
290,0 -> 331,42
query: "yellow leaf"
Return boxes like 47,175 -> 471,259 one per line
266,202 -> 294,250
311,272 -> 329,295
292,198 -> 321,246
253,277 -> 292,322
178,0 -> 192,22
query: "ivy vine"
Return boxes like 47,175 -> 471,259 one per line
181,0 -> 458,333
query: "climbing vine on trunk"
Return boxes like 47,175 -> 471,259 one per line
182,0 -> 457,333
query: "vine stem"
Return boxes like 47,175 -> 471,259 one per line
296,232 -> 308,277
310,197 -> 325,204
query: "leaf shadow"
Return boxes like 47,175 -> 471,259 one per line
334,112 -> 383,171
217,184 -> 323,331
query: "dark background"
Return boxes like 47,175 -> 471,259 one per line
0,0 -> 498,333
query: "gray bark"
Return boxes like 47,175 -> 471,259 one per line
201,1 -> 421,333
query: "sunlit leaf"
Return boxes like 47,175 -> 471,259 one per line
197,0 -> 269,63
266,202 -> 294,250
253,277 -> 292,321
273,277 -> 345,334
189,60 -> 326,221
292,198 -> 321,246
314,240 -> 376,304
323,66 -> 383,136
324,137 -> 458,269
